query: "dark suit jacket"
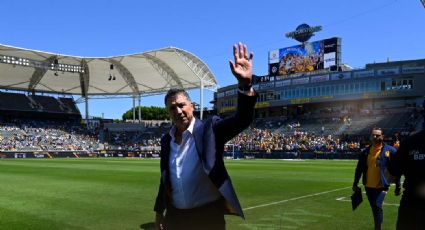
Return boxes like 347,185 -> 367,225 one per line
353,143 -> 400,189
154,92 -> 257,218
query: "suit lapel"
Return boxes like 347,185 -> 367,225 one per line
161,134 -> 171,170
193,118 -> 204,161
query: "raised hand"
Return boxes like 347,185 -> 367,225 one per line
229,42 -> 254,87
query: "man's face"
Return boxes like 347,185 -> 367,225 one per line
370,129 -> 383,144
166,93 -> 194,131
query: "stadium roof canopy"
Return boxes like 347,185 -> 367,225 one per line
0,44 -> 218,96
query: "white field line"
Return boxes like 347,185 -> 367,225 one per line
243,186 -> 351,211
335,196 -> 400,206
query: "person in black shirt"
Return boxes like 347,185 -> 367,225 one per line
388,105 -> 425,230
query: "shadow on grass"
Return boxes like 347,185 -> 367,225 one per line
140,222 -> 155,230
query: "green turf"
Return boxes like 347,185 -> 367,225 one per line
0,158 -> 401,229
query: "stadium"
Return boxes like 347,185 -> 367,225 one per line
215,44 -> 425,159
1,42 -> 423,230
1,1 -> 425,230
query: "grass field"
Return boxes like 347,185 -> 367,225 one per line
0,158 -> 402,230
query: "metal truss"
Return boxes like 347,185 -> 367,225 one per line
173,48 -> 217,91
79,59 -> 90,97
108,59 -> 140,95
28,56 -> 58,92
141,53 -> 184,90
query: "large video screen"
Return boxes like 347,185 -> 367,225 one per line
269,37 -> 339,76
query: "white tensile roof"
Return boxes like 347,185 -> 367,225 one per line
0,44 -> 217,96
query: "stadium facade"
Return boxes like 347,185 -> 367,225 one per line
215,32 -> 425,118
215,58 -> 425,118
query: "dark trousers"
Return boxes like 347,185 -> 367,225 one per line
164,199 -> 225,230
396,193 -> 425,230
365,187 -> 386,230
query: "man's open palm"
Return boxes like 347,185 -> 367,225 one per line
229,43 -> 254,86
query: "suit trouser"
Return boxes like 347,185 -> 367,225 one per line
396,193 -> 425,230
164,199 -> 225,230
365,187 -> 386,230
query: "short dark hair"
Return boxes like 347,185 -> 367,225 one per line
164,88 -> 191,106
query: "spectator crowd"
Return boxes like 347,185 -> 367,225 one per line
0,119 -> 99,152
1,109 -> 420,154
227,127 -> 361,153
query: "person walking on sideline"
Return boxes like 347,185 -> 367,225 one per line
353,127 -> 401,230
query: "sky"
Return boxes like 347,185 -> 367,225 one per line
1,0 -> 424,119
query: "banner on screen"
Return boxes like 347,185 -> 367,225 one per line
311,74 -> 329,83
292,77 -> 310,85
377,67 -> 399,76
353,70 -> 374,78
269,37 -> 340,76
275,79 -> 291,87
331,72 -> 351,81
402,66 -> 425,74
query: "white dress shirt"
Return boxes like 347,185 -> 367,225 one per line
168,117 -> 221,209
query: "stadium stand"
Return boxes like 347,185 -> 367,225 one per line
226,106 -> 422,153
216,57 -> 425,157
0,92 -> 33,111
0,92 -> 169,155
30,95 -> 65,113
0,92 -> 81,116
101,121 -> 169,151
0,119 -> 99,151
0,90 -> 422,159
2,105 -> 418,155
58,98 -> 81,114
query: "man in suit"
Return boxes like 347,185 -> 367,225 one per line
353,127 -> 401,230
154,42 -> 257,230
